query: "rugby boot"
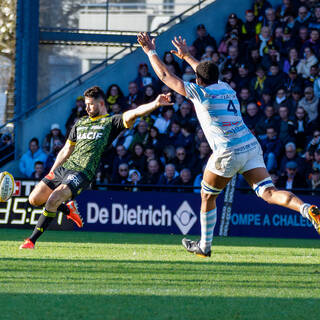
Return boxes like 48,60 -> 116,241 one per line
307,205 -> 320,234
19,239 -> 35,249
182,238 -> 211,258
66,201 -> 84,228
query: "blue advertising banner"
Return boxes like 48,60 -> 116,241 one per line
76,190 -> 319,239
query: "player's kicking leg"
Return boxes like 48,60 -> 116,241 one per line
182,169 -> 231,258
242,167 -> 320,233
20,183 -> 83,249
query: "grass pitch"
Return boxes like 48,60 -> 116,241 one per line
0,229 -> 319,320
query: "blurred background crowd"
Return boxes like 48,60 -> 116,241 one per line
10,0 -> 320,193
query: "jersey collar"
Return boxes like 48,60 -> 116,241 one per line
89,113 -> 109,121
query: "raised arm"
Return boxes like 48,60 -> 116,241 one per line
137,32 -> 187,97
123,93 -> 172,128
171,36 -> 200,72
50,142 -> 75,172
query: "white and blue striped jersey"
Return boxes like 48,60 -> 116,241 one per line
184,81 -> 258,154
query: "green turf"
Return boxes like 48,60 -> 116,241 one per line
0,229 -> 319,320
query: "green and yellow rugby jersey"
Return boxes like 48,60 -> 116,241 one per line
63,114 -> 128,181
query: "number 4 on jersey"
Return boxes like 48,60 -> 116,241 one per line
227,100 -> 237,115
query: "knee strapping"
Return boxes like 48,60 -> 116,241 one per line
201,180 -> 222,195
253,177 -> 274,197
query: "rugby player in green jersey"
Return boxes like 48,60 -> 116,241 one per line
20,86 -> 172,249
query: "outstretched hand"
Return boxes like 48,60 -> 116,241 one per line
155,93 -> 173,107
137,32 -> 156,54
171,36 -> 189,60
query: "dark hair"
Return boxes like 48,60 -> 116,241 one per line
30,137 -> 39,146
106,84 -> 124,98
266,126 -> 277,132
34,161 -> 44,166
195,61 -> 219,85
84,86 -> 106,104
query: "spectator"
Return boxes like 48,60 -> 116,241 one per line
263,7 -> 280,35
128,169 -> 141,192
306,129 -> 320,155
238,87 -> 252,114
255,105 -> 279,137
158,163 -> 179,191
42,123 -> 65,154
193,141 -> 211,176
283,48 -> 300,74
172,93 -> 185,112
176,168 -> 193,193
259,88 -> 273,109
234,63 -> 251,89
278,27 -> 296,58
182,65 -> 196,82
225,13 -> 243,36
273,87 -> 289,112
309,5 -> 320,30
19,137 -> 47,178
287,86 -> 303,113
134,63 -> 157,90
192,24 -> 217,60
220,45 -> 241,76
297,46 -> 319,79
283,66 -> 304,93
127,120 -> 149,150
250,65 -> 267,100
141,159 -> 161,188
144,145 -> 157,162
153,106 -> 174,134
278,105 -> 295,144
301,29 -> 320,55
65,96 -> 86,134
105,84 -> 125,111
295,26 -> 309,55
313,148 -> 320,171
257,26 -> 272,57
241,10 -> 258,42
307,168 -> 320,193
125,81 -> 143,107
167,121 -> 184,148
163,51 -> 181,76
292,6 -> 312,36
264,63 -> 288,95
243,102 -> 262,132
277,161 -> 308,189
201,45 -> 216,62
44,140 -> 63,173
173,146 -> 192,173
194,127 -> 207,149
173,100 -> 197,128
147,126 -> 165,156
180,123 -> 195,152
130,143 -> 147,174
142,84 -> 157,104
112,145 -> 131,180
261,44 -> 282,71
293,106 -> 309,151
252,0 -> 272,19
0,133 -> 14,167
162,145 -> 176,165
279,142 -> 306,177
260,126 -> 282,171
247,46 -> 263,74
298,86 -> 319,121
31,161 -> 46,180
111,162 -> 129,185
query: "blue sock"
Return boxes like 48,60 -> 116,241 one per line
199,208 -> 217,253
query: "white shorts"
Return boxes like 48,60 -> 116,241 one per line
206,144 -> 266,178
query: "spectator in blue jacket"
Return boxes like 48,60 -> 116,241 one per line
260,126 -> 282,171
19,137 -> 48,178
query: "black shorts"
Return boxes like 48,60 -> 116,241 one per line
42,166 -> 90,198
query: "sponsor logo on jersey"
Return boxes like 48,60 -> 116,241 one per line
78,131 -> 103,140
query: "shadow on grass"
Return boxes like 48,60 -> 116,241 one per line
1,228 -> 320,248
0,293 -> 319,320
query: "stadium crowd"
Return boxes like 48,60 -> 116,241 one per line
14,0 -> 320,193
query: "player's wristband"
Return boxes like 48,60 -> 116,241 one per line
147,50 -> 158,58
